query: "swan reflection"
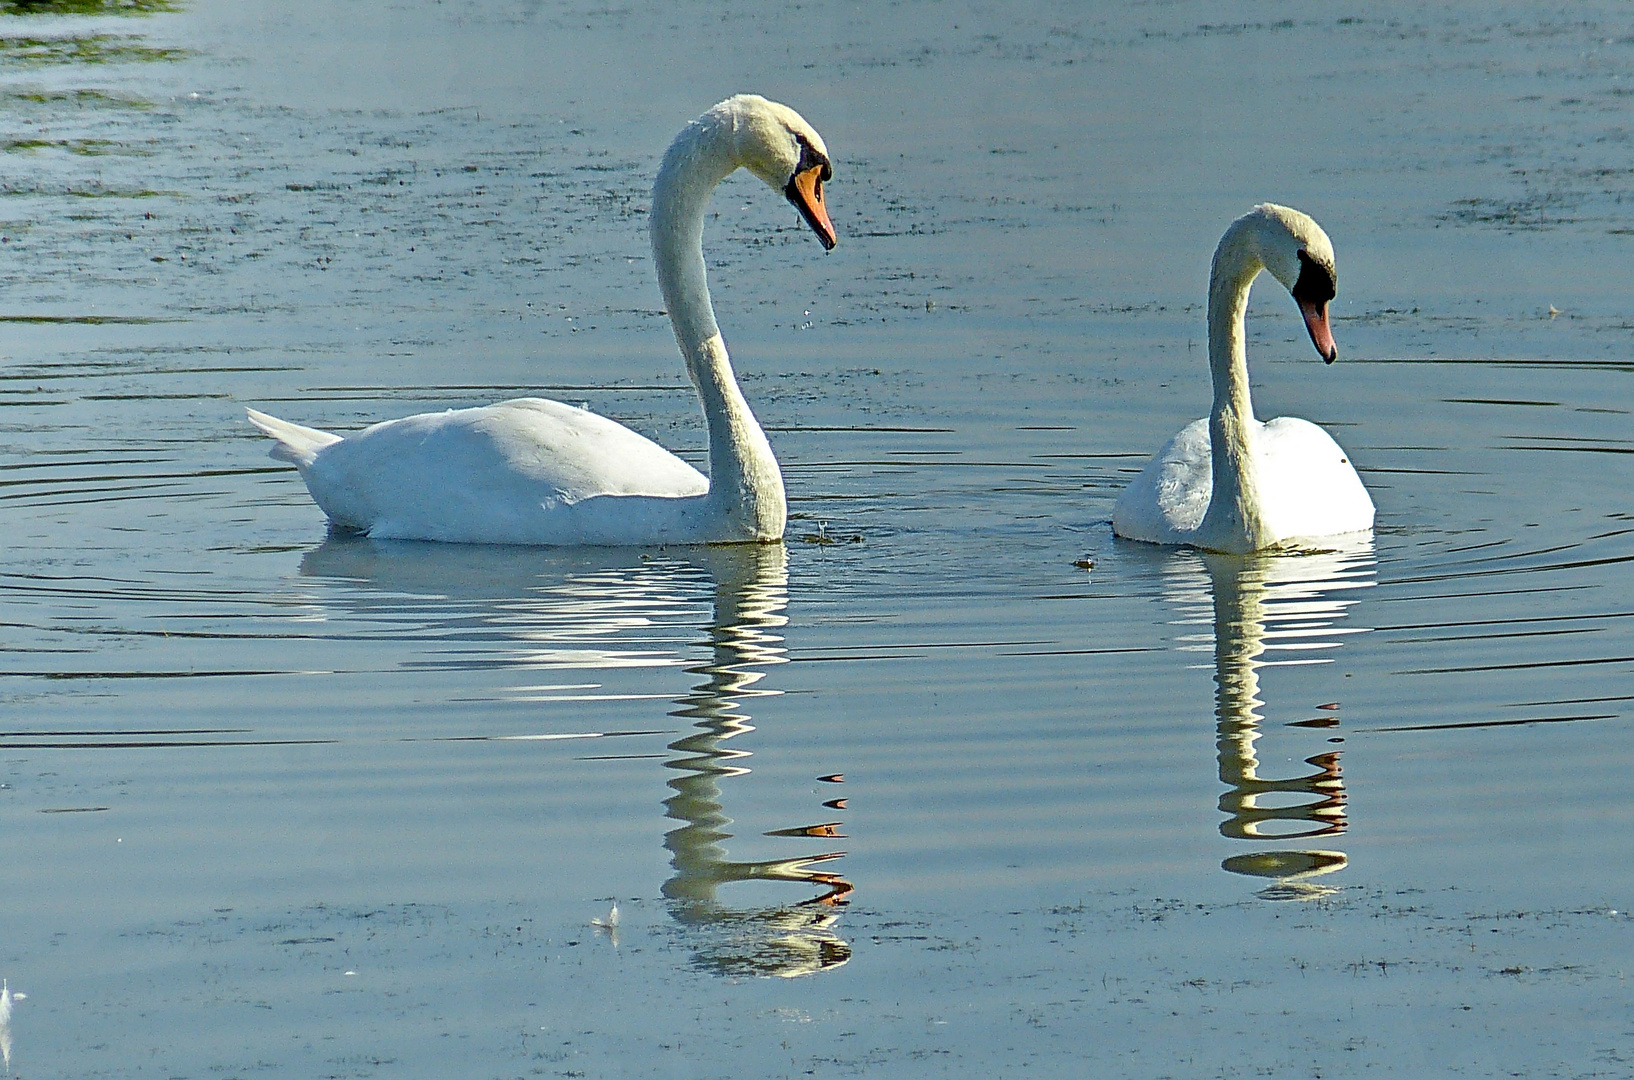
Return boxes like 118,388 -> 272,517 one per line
1161,543 -> 1374,899
663,544 -> 851,977
299,539 -> 710,683
298,537 -> 849,976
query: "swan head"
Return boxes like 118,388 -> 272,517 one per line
1247,203 -> 1338,363
711,94 -> 836,250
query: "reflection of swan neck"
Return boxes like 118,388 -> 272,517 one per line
663,553 -> 787,909
1206,550 -> 1368,864
651,120 -> 784,537
700,542 -> 790,691
663,544 -> 850,922
1202,220 -> 1268,547
1210,555 -> 1267,740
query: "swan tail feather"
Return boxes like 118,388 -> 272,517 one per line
246,408 -> 343,468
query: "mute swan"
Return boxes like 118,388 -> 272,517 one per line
1112,204 -> 1374,553
247,94 -> 835,545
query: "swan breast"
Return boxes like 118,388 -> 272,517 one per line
1252,416 -> 1375,541
1112,416 -> 1373,547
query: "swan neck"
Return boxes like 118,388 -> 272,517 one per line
1207,231 -> 1261,427
650,120 -> 785,540
1200,225 -> 1268,550
653,123 -> 734,351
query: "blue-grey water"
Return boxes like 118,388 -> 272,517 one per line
0,2 -> 1631,1076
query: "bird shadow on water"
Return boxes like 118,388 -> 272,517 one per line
1127,539 -> 1376,901
297,535 -> 851,978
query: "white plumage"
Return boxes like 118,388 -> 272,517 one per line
1113,416 -> 1373,546
247,400 -> 710,544
1113,204 -> 1374,552
248,95 -> 836,546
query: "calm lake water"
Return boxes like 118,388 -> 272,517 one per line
0,1 -> 1631,1076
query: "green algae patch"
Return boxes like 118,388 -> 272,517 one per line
6,88 -> 155,109
3,137 -> 150,156
0,33 -> 190,66
0,181 -> 181,197
0,313 -> 181,323
0,0 -> 180,14
64,185 -> 177,197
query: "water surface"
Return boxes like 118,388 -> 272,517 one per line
0,2 -> 1631,1076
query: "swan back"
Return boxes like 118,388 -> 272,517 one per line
304,400 -> 711,544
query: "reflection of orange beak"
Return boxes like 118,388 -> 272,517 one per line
1298,298 -> 1338,363
787,165 -> 837,250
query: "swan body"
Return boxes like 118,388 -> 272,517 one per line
248,94 -> 836,546
247,400 -> 711,544
1112,204 -> 1373,553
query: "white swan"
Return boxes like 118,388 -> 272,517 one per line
247,94 -> 836,545
1112,204 -> 1374,553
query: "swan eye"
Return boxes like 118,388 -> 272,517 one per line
792,132 -> 832,182
1292,249 -> 1336,305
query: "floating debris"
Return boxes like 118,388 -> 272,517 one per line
591,901 -> 621,948
797,531 -> 862,546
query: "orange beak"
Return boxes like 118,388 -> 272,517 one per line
1298,298 -> 1338,363
786,165 -> 837,250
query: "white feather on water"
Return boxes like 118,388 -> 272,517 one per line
591,902 -> 621,948
591,901 -> 620,929
1,978 -> 14,1073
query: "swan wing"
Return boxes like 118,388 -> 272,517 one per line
1255,417 -> 1375,541
266,398 -> 709,541
1112,418 -> 1212,543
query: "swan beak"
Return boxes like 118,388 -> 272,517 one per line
1298,298 -> 1338,364
786,165 -> 837,250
